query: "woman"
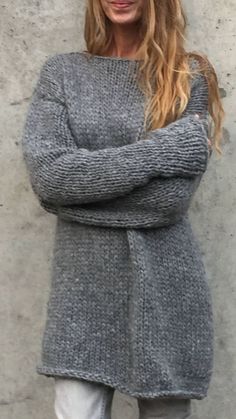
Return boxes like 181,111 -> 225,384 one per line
21,0 -> 225,418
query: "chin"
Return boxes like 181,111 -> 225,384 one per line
109,17 -> 137,25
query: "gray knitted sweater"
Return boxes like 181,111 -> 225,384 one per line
21,51 -> 214,400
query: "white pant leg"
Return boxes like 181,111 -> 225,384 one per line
54,377 -> 115,419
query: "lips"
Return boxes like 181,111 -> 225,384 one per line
111,1 -> 134,5
111,2 -> 134,9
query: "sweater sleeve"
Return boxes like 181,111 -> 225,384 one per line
40,175 -> 203,228
21,54 -> 209,207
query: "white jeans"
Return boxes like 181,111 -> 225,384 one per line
54,377 -> 192,419
54,377 -> 114,419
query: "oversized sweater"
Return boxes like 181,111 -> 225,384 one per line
21,51 -> 214,400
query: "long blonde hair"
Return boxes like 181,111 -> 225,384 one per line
84,0 -> 225,155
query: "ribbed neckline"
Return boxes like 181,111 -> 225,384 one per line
80,51 -> 142,64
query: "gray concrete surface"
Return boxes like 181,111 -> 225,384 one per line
0,1 -> 235,418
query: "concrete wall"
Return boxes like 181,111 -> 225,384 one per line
1,1 -> 235,418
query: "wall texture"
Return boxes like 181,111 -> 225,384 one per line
0,1 -> 235,418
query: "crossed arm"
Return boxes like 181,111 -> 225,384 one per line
21,54 -> 210,228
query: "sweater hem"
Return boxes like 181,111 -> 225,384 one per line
36,365 -> 209,400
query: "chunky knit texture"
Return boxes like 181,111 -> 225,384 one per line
21,51 -> 214,399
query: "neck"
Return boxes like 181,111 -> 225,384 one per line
107,22 -> 141,58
